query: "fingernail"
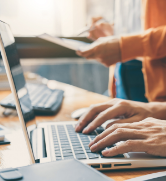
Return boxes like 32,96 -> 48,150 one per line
102,150 -> 109,156
90,143 -> 97,152
82,127 -> 89,134
89,140 -> 94,147
75,123 -> 78,129
75,124 -> 80,132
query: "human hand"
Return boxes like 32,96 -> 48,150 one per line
75,98 -> 166,134
89,118 -> 166,157
88,16 -> 114,41
77,37 -> 121,67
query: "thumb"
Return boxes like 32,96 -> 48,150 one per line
92,16 -> 103,24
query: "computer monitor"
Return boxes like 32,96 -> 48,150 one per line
0,20 -> 36,164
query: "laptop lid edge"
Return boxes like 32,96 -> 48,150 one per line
0,33 -> 35,164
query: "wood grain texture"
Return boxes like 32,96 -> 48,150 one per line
0,81 -> 165,181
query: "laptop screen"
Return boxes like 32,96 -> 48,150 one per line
0,20 -> 36,156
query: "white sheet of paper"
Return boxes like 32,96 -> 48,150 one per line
37,33 -> 90,51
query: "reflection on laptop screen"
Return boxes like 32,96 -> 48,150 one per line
0,21 -> 36,140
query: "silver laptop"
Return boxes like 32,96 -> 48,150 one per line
0,20 -> 166,170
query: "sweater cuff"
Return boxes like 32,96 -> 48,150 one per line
120,34 -> 144,62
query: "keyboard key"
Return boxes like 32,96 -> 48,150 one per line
59,139 -> 68,141
53,142 -> 59,145
63,153 -> 73,157
62,150 -> 72,153
71,142 -> 82,146
54,144 -> 59,147
44,91 -> 60,108
113,154 -> 124,158
30,86 -> 46,101
63,156 -> 75,160
70,137 -> 79,139
32,89 -> 50,106
89,131 -> 96,135
54,148 -> 60,151
36,90 -> 52,108
85,149 -> 92,153
70,140 -> 80,143
82,142 -> 90,146
73,148 -> 83,152
99,152 -> 124,158
83,146 -> 90,150
72,145 -> 83,149
59,134 -> 67,137
60,140 -> 69,142
89,136 -> 96,139
61,145 -> 71,148
62,147 -> 72,151
96,127 -> 104,134
87,153 -> 99,159
53,136 -> 57,139
80,138 -> 90,141
56,157 -> 62,161
74,150 -> 85,154
53,140 -> 59,143
55,153 -> 61,157
60,142 -> 69,145
75,154 -> 87,160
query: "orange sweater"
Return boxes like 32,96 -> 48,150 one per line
109,0 -> 166,102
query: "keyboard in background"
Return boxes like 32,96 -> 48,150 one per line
0,83 -> 64,115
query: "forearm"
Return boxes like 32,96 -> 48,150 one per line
120,26 -> 166,62
148,102 -> 166,120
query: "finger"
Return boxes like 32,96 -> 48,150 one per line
82,103 -> 130,134
77,50 -> 95,60
77,47 -> 95,59
89,28 -> 106,40
88,33 -> 98,41
76,50 -> 82,56
102,140 -> 146,157
89,120 -> 143,147
92,16 -> 103,24
105,115 -> 143,129
88,29 -> 102,41
90,129 -> 146,152
75,103 -> 111,132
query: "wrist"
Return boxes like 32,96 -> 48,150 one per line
110,38 -> 121,63
148,102 -> 166,120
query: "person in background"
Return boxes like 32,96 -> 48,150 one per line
75,0 -> 166,157
87,0 -> 146,102
77,0 -> 166,103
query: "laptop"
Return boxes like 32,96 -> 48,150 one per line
0,20 -> 166,170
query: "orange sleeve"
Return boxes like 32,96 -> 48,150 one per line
120,26 -> 166,62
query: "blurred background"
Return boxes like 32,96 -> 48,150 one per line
0,0 -> 114,36
0,0 -> 127,95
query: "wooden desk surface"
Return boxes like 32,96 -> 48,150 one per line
0,81 -> 165,181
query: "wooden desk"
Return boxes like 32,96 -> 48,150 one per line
0,81 -> 165,181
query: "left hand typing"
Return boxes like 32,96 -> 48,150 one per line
89,118 -> 166,157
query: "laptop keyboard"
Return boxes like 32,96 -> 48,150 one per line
51,125 -> 124,161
